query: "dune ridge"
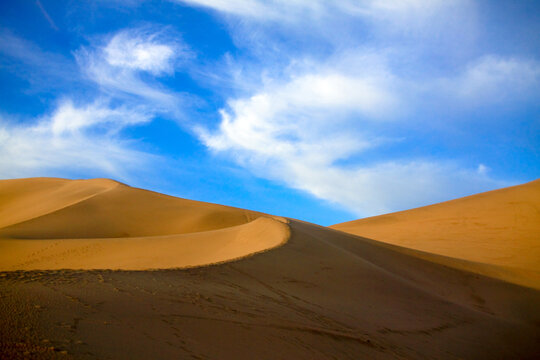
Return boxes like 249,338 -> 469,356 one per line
331,179 -> 540,289
0,178 -> 289,271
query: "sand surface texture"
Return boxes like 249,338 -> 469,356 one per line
0,178 -> 289,270
1,178 -> 539,359
332,179 -> 540,289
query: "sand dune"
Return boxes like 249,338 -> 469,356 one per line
332,179 -> 540,289
0,178 -> 288,270
1,177 -> 539,359
0,177 -> 118,229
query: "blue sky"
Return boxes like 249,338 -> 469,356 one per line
1,0 -> 539,225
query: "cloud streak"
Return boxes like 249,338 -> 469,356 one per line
175,0 -> 467,23
35,0 -> 59,31
449,55 -> 540,103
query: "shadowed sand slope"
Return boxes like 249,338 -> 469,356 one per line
1,219 -> 539,359
331,179 -> 540,289
0,178 -> 289,270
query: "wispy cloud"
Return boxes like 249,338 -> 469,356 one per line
447,56 -> 540,103
197,53 -> 399,164
48,99 -> 151,135
0,100 -> 154,180
0,27 -> 187,180
0,31 -> 78,91
104,29 -> 178,75
175,0 -> 468,23
76,27 -> 192,114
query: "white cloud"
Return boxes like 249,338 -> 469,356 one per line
201,112 -> 505,215
281,160 -> 504,216
76,28 -> 190,113
176,0 -> 477,52
198,56 -> 399,168
50,99 -> 151,135
175,0 -> 462,22
273,72 -> 396,116
198,69 -> 506,215
348,0 -> 468,20
452,56 -> 540,102
104,30 -> 176,75
177,0 -> 274,19
0,101 -> 154,180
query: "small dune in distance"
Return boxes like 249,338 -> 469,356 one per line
332,179 -> 540,290
1,177 -> 539,359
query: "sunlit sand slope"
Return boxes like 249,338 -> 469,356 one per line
331,179 -> 540,288
0,178 -> 289,270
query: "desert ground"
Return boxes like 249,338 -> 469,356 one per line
1,177 -> 539,359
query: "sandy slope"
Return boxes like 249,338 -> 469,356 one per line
0,177 -> 539,359
0,178 -> 289,270
1,220 -> 539,359
332,179 -> 540,289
